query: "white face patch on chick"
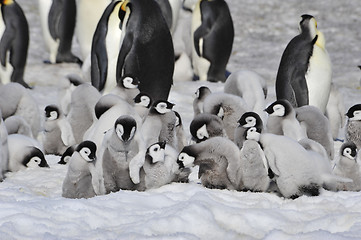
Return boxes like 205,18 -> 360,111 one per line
122,77 -> 138,89
243,116 -> 256,128
271,104 -> 285,117
79,147 -> 94,162
148,143 -> 165,163
48,111 -> 58,121
196,124 -> 209,140
155,102 -> 172,114
178,152 -> 195,168
26,156 -> 42,168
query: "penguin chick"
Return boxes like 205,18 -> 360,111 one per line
174,111 -> 187,151
62,141 -> 103,199
42,105 -> 76,155
4,115 -> 33,138
58,145 -> 75,165
0,110 -> 8,180
193,86 -> 212,116
101,115 -> 146,193
110,75 -> 140,105
234,111 -> 263,149
265,99 -> 307,141
296,105 -> 334,159
240,127 -> 270,192
203,92 -> 250,141
142,100 -> 178,149
333,142 -> 361,191
345,104 -> 361,149
177,137 -> 242,190
133,92 -> 152,121
7,134 -> 48,172
189,113 -> 227,143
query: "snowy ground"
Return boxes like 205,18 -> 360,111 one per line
0,0 -> 361,239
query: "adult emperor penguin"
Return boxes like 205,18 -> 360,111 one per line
116,0 -> 175,102
38,0 -> 81,64
193,86 -> 211,116
265,99 -> 307,141
234,112 -> 263,149
7,134 -> 49,172
345,104 -> 361,149
91,0 -> 124,94
191,0 -> 234,82
189,113 -> 227,143
41,105 -> 76,155
0,83 -> 41,138
333,142 -> 361,191
62,140 -> 105,199
177,137 -> 241,190
0,0 -> 30,88
275,14 -> 332,113
101,115 -> 145,192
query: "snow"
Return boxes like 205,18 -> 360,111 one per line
1,0 -> 361,239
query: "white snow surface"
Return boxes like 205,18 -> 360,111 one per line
1,0 -> 361,239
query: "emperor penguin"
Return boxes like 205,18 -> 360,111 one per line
224,70 -> 268,122
189,113 -> 227,143
101,115 -> 146,192
0,109 -> 8,181
7,134 -> 49,172
296,105 -> 334,160
66,83 -> 102,144
191,0 -> 234,82
41,105 -> 76,155
142,100 -> 178,149
110,75 -> 140,105
154,0 -> 173,30
174,111 -> 187,151
90,0 -> 124,94
193,86 -> 211,116
38,0 -> 81,64
177,137 -> 242,190
234,112 -> 264,149
0,83 -> 41,138
116,0 -> 174,102
62,140 -> 105,199
4,115 -> 33,138
333,142 -> 361,191
0,0 -> 30,88
133,92 -> 152,121
75,0 -> 112,60
240,127 -> 270,192
202,92 -> 250,141
265,99 -> 307,141
345,104 -> 361,149
275,14 -> 332,113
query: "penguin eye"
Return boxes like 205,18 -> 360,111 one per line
344,148 -> 351,155
153,147 -> 159,152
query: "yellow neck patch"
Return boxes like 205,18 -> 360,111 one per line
2,0 -> 14,5
121,0 -> 129,12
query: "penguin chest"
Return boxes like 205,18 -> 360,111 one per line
305,45 -> 332,111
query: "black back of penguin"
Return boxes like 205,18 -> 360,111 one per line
116,0 -> 174,102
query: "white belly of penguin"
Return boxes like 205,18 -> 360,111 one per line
0,12 -> 12,85
305,45 -> 332,112
191,2 -> 210,81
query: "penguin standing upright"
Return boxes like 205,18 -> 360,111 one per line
275,14 -> 332,113
0,0 -> 30,88
38,0 -> 81,64
345,104 -> 361,149
191,0 -> 234,82
91,0 -> 124,94
116,0 -> 174,102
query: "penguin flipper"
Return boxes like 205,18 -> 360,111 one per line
48,0 -> 63,40
116,33 -> 134,82
0,29 -> 15,67
193,25 -> 210,57
290,73 -> 309,107
91,44 -> 108,91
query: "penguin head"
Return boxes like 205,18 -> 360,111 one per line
120,76 -> 139,89
114,115 -> 137,142
346,104 -> 361,121
94,94 -> 122,119
195,124 -> 209,142
238,112 -> 263,128
76,141 -> 97,162
0,0 -> 14,5
340,142 -> 357,162
23,147 -> 49,168
146,141 -> 166,164
58,145 -> 75,165
45,105 -> 60,121
265,99 -> 292,117
244,127 -> 262,141
299,14 -> 317,38
119,0 -> 131,29
134,93 -> 152,108
177,146 -> 197,169
195,86 -> 211,100
152,100 -> 175,114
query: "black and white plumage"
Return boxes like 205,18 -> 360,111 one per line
296,105 -> 334,160
189,113 -> 227,143
202,92 -> 249,141
62,141 -> 104,199
265,99 -> 307,141
345,104 -> 361,149
193,86 -> 211,116
333,142 -> 361,191
101,115 -> 146,192
110,75 -> 140,105
133,92 -> 152,121
177,137 -> 241,190
42,104 -> 76,155
0,0 -> 30,88
234,111 -> 263,149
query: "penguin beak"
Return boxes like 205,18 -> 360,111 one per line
177,160 -> 184,169
40,159 -> 50,168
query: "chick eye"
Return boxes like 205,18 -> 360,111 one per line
154,147 -> 159,152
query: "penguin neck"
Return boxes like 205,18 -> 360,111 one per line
315,30 -> 326,50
